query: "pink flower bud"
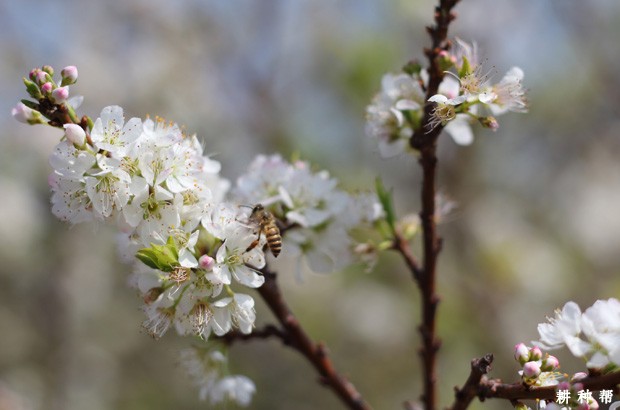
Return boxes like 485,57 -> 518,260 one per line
577,400 -> 598,410
29,68 -> 40,81
63,124 -> 86,145
529,346 -> 542,361
41,82 -> 53,94
51,86 -> 69,103
11,103 -> 42,124
514,343 -> 529,364
522,361 -> 541,379
479,116 -> 499,131
61,65 -> 78,85
198,254 -> 215,271
571,372 -> 587,381
36,70 -> 48,85
541,355 -> 559,371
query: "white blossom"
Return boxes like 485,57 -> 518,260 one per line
90,106 -> 142,157
534,298 -> 620,369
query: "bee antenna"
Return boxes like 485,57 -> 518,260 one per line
238,204 -> 253,209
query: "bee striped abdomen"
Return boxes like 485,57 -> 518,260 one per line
265,225 -> 282,257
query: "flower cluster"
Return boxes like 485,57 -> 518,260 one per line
513,343 -> 561,386
365,38 -> 528,157
14,65 -> 382,405
233,154 -> 383,275
534,298 -> 620,371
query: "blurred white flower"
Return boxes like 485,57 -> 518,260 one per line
365,73 -> 424,157
534,298 -> 620,369
180,347 -> 255,407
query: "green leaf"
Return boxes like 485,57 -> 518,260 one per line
20,99 -> 39,110
135,237 -> 179,272
375,177 -> 396,234
23,78 -> 42,99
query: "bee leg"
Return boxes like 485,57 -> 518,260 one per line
245,230 -> 262,252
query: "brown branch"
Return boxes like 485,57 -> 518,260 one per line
37,98 -> 76,128
393,231 -> 423,283
450,354 -> 494,410
257,267 -> 372,410
480,371 -> 620,401
450,355 -> 620,408
406,2 -> 461,410
218,324 -> 288,345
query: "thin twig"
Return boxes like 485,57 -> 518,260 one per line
450,354 -> 494,410
218,324 -> 288,345
393,231 -> 423,283
257,267 -> 372,410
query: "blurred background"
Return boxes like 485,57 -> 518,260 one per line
1,0 -> 620,409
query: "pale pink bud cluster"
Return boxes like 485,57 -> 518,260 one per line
21,65 -> 79,113
514,342 -> 561,386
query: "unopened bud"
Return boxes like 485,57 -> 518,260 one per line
514,343 -> 529,365
42,65 -> 54,76
522,361 -> 541,379
63,124 -> 86,145
529,346 -> 542,361
12,102 -> 43,125
571,372 -> 587,382
438,50 -> 456,71
60,65 -> 78,86
198,254 -> 215,271
479,116 -> 499,131
402,60 -> 422,76
35,70 -> 48,85
541,355 -> 559,371
29,68 -> 40,81
576,400 -> 598,410
52,86 -> 69,103
40,82 -> 53,94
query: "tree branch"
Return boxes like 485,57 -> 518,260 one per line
450,354 -> 494,410
257,267 -> 372,410
218,324 -> 288,346
406,2 -> 461,409
480,371 -> 620,401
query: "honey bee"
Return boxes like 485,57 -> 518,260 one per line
244,204 -> 282,257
